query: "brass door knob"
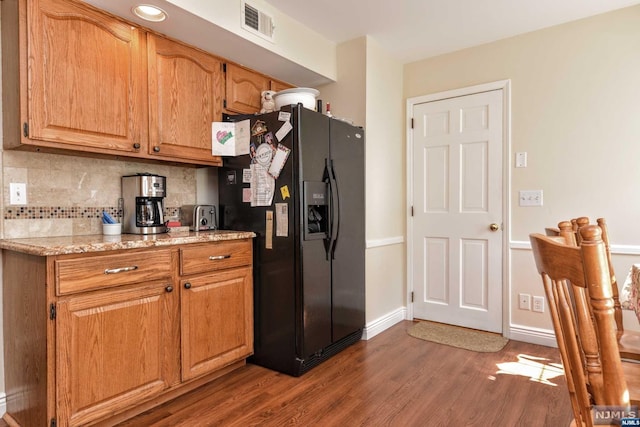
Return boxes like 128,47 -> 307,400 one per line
489,223 -> 500,232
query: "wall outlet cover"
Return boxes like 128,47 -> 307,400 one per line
533,296 -> 545,313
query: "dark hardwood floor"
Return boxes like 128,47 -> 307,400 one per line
113,321 -> 572,426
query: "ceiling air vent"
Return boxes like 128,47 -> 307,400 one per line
242,1 -> 275,42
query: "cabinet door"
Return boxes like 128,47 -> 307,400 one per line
147,34 -> 224,164
56,282 -> 179,427
181,266 -> 253,381
27,0 -> 147,154
225,63 -> 270,114
270,79 -> 294,93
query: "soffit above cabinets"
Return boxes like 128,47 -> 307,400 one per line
82,0 -> 335,87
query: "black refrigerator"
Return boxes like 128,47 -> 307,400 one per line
218,104 -> 365,376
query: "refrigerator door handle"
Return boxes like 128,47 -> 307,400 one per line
328,159 -> 340,260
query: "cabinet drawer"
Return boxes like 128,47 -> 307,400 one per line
180,240 -> 252,275
55,250 -> 172,295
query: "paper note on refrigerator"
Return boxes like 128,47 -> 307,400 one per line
268,144 -> 290,179
250,163 -> 275,207
275,203 -> 288,237
265,210 -> 274,249
275,120 -> 293,141
211,119 -> 250,156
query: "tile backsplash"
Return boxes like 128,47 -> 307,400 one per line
2,151 -> 200,239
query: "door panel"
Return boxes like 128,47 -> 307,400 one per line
330,120 -> 366,342
180,267 -> 253,381
28,0 -> 147,153
57,282 -> 177,426
412,89 -> 503,333
147,34 -> 224,162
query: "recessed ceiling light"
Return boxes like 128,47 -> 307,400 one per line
132,4 -> 167,22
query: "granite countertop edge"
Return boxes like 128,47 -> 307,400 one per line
0,230 -> 256,256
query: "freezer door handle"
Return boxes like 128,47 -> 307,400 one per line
328,159 -> 340,260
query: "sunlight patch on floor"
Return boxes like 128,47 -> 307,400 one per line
491,353 -> 564,386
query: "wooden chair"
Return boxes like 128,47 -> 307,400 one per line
569,217 -> 640,360
530,226 -> 640,426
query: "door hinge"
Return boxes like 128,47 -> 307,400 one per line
50,418 -> 57,427
411,118 -> 414,129
411,206 -> 414,217
49,303 -> 56,320
411,291 -> 414,303
23,122 -> 29,137
223,99 -> 227,109
222,63 -> 227,73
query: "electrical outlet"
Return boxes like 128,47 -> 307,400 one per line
519,190 -> 543,207
519,293 -> 531,310
533,296 -> 545,313
9,183 -> 27,205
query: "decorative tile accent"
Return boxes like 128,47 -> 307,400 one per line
4,206 -> 181,220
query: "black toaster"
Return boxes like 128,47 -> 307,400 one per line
180,205 -> 217,231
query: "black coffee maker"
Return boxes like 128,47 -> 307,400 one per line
122,173 -> 167,234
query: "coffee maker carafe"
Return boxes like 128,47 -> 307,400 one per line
122,173 -> 167,234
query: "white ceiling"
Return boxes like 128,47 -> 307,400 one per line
263,0 -> 640,62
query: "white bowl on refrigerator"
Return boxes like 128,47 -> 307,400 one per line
274,88 -> 319,110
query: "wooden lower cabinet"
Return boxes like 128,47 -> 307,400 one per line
2,239 -> 253,427
57,282 -> 179,426
181,266 -> 253,381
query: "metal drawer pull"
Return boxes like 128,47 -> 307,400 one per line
104,266 -> 139,274
209,255 -> 231,261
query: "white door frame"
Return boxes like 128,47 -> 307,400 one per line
406,79 -> 512,336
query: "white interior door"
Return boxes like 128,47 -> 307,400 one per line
411,89 -> 503,333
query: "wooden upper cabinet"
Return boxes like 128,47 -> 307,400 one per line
27,0 -> 147,154
2,0 -> 293,166
147,34 -> 223,165
225,63 -> 270,114
270,79 -> 294,93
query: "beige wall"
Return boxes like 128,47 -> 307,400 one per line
364,38 -> 406,322
319,37 -> 405,325
404,5 -> 640,334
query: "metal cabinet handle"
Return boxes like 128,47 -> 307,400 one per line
153,146 -> 160,152
133,143 -> 141,149
209,255 -> 231,261
184,282 -> 192,289
104,266 -> 138,274
165,286 -> 173,293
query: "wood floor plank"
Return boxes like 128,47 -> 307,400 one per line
112,321 -> 572,426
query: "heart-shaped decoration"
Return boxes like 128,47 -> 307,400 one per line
216,130 -> 233,145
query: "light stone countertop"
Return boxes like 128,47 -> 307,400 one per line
0,230 -> 256,256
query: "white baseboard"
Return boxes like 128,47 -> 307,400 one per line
0,392 -> 6,417
362,306 -> 407,340
366,236 -> 404,249
509,324 -> 557,348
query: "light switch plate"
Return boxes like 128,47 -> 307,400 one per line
519,190 -> 543,207
10,183 -> 27,205
515,152 -> 527,168
519,293 -> 531,310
